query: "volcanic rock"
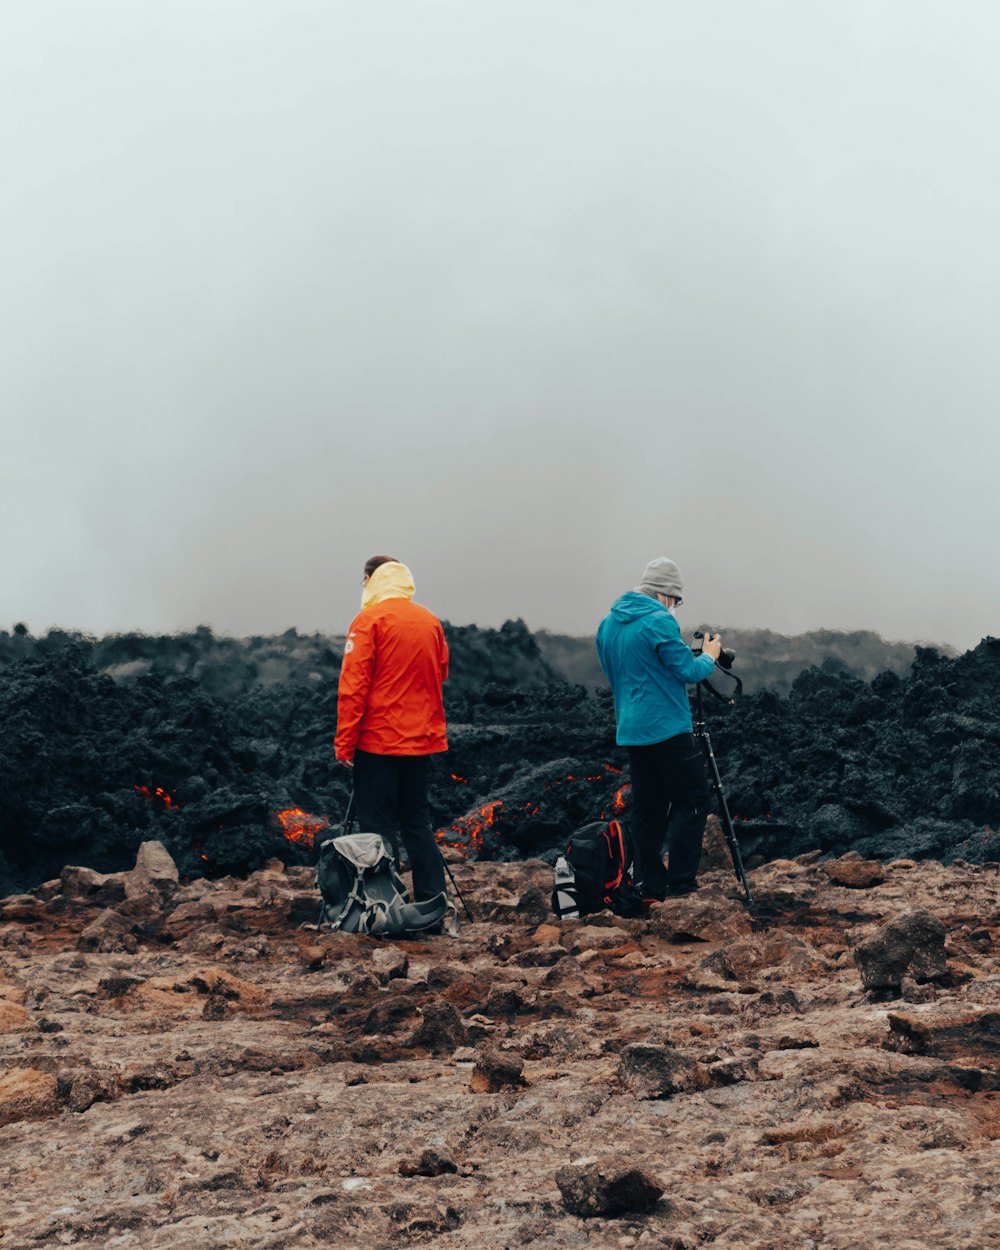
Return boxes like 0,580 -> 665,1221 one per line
823,855 -> 886,888
554,1158 -> 664,1218
115,892 -> 167,926
514,885 -> 550,924
363,994 -> 419,1036
618,1043 -> 711,1099
183,966 -> 268,1013
58,865 -> 126,905
485,985 -> 533,1017
297,944 -> 326,970
566,923 -> 632,953
5,630 -> 1000,904
125,839 -> 180,901
699,937 -> 770,982
470,1047 -> 525,1092
0,894 -> 45,924
886,1009 -> 1000,1061
398,1147 -> 459,1177
59,1070 -> 119,1113
645,889 -> 753,944
0,1068 -> 58,1127
162,897 -> 218,938
370,947 -> 409,984
700,812 -> 733,868
408,1001 -> 468,1054
851,908 -> 949,991
385,1202 -> 463,1236
75,908 -> 137,953
513,944 -> 569,967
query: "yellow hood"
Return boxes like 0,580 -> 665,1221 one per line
361,561 -> 416,611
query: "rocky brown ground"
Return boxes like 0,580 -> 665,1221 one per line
1,838 -> 999,1250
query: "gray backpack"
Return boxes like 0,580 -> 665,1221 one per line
316,832 -> 452,936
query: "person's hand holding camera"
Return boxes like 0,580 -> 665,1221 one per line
702,632 -> 723,662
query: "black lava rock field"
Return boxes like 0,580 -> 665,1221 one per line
1,623 -> 998,896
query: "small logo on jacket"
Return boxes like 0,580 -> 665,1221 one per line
344,635 -> 356,655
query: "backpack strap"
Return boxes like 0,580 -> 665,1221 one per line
322,871 -> 370,932
603,820 -> 626,893
356,896 -> 398,935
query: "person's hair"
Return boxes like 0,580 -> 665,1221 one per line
363,554 -> 399,579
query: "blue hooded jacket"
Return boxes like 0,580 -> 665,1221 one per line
596,592 -> 715,746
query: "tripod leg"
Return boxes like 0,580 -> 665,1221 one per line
697,728 -> 755,910
438,846 -> 474,921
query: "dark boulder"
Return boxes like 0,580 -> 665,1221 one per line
851,909 -> 949,991
408,1002 -> 468,1055
618,1043 -> 711,1099
555,1159 -> 664,1218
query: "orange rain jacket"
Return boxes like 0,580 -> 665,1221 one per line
334,562 -> 449,760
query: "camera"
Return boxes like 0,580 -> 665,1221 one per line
692,630 -> 736,671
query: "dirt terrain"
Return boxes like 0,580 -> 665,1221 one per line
2,839 -> 999,1249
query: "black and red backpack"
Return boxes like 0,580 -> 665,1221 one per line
551,819 -> 648,920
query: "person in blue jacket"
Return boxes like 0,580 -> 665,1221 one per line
596,557 -> 723,900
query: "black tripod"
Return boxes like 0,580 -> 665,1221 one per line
691,673 -> 754,910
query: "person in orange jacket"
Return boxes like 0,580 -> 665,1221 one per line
335,555 -> 449,901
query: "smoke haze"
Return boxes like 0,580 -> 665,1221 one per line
3,2 -> 998,648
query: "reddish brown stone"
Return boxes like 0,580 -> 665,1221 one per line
824,859 -> 886,889
0,1068 -> 58,1127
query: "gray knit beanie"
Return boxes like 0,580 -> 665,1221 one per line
636,556 -> 684,599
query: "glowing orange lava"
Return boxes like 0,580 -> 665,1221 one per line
436,800 -> 504,856
276,807 -> 330,851
612,784 -> 630,813
434,761 -> 632,854
134,785 -> 178,809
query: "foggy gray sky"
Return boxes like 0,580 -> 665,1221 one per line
3,1 -> 998,650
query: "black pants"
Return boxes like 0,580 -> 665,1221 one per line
352,750 -> 445,902
628,733 -> 710,897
